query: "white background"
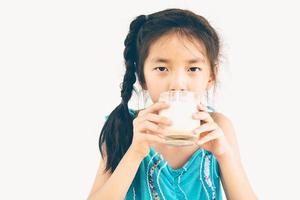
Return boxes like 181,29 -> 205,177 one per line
1,0 -> 299,199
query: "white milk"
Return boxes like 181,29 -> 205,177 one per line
158,91 -> 201,146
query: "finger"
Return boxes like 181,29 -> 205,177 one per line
142,133 -> 166,144
140,113 -> 172,126
192,122 -> 218,136
192,112 -> 214,123
139,121 -> 169,135
197,103 -> 207,112
196,130 -> 222,145
138,101 -> 170,117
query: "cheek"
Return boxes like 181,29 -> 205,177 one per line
146,84 -> 167,103
189,78 -> 208,95
148,92 -> 159,103
144,78 -> 164,103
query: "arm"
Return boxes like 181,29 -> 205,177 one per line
88,102 -> 171,199
213,113 -> 257,200
87,146 -> 144,200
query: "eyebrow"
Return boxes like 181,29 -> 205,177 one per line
151,57 -> 204,64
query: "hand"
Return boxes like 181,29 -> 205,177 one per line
192,103 -> 230,158
130,102 -> 172,159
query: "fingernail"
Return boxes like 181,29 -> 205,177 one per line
199,104 -> 206,110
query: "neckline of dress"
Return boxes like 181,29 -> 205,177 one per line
149,147 -> 205,173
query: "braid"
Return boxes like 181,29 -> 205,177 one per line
100,9 -> 221,173
121,15 -> 148,104
99,15 -> 147,173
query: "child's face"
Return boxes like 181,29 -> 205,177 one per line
143,32 -> 214,103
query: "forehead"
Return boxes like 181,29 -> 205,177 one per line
146,32 -> 207,62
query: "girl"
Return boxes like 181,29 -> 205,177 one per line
88,8 -> 257,200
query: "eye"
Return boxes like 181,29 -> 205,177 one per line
154,66 -> 168,72
188,67 -> 202,72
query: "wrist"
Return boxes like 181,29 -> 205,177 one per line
128,145 -> 148,161
215,143 -> 236,163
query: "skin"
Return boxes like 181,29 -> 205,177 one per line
139,32 -> 229,164
140,32 -> 257,199
88,32 -> 257,200
143,32 -> 214,101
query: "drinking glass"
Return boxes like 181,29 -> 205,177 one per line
158,91 -> 203,146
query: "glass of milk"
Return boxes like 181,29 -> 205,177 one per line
158,91 -> 202,146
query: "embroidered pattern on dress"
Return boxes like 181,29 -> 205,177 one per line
132,186 -> 136,200
148,159 -> 161,200
204,154 -> 217,200
156,162 -> 168,200
199,150 -> 210,199
178,169 -> 188,200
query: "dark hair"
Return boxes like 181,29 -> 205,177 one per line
99,8 -> 220,173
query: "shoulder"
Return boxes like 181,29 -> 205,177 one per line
209,111 -> 235,137
210,112 -> 241,159
209,112 -> 234,130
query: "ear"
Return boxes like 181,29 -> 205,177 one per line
206,65 -> 218,90
206,74 -> 215,90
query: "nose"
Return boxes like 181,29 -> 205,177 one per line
169,72 -> 187,91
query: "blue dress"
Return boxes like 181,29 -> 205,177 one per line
124,107 -> 223,200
